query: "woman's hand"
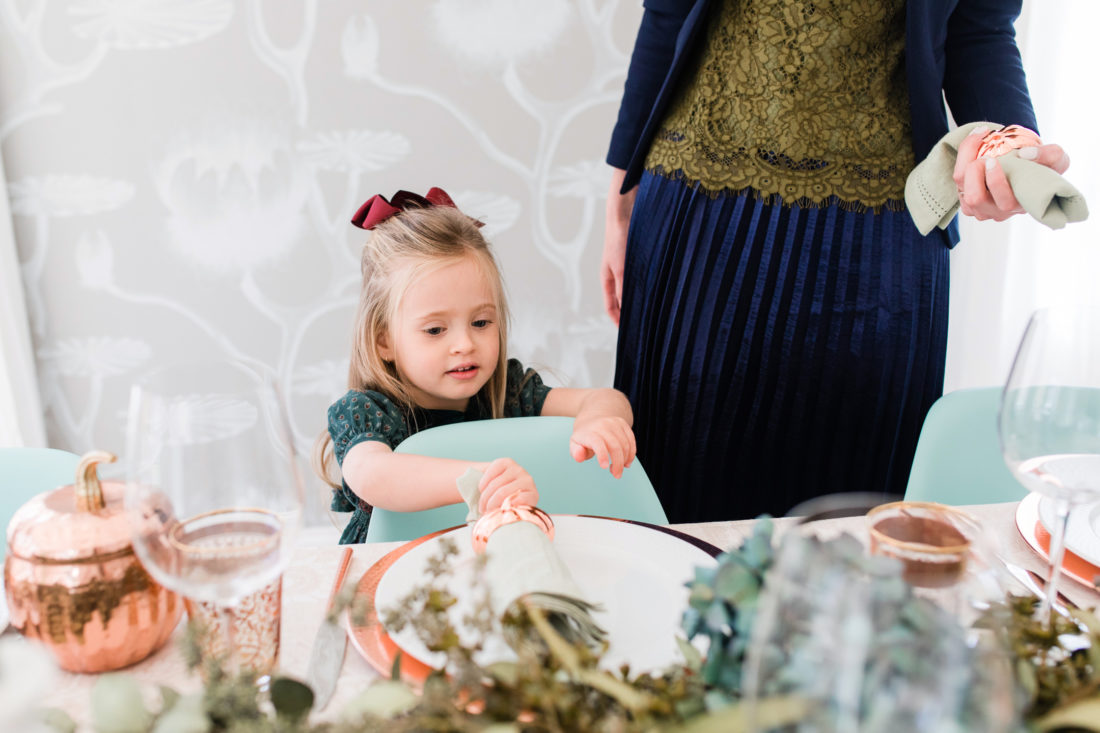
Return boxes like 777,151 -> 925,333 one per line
478,457 -> 538,513
954,126 -> 1070,222
569,415 -> 636,479
602,167 -> 636,325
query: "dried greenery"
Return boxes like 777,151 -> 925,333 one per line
39,522 -> 1100,733
977,594 -> 1100,729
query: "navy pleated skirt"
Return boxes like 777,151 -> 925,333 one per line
615,172 -> 950,523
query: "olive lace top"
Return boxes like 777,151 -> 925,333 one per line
646,0 -> 914,211
326,358 -> 551,544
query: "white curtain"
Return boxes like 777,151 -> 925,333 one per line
944,0 -> 1100,392
0,146 -> 46,447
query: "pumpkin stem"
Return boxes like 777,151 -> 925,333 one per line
75,450 -> 117,512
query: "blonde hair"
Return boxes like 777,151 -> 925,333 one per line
312,204 -> 510,489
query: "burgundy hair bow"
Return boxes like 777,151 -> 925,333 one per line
351,187 -> 474,230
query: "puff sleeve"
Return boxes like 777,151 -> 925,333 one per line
326,390 -> 409,513
503,358 -> 552,417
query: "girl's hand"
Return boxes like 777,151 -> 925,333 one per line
954,127 -> 1070,222
478,457 -> 538,513
569,416 -> 636,479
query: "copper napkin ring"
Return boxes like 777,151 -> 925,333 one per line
471,497 -> 555,553
976,124 -> 1042,159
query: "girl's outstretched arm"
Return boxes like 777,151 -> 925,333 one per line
541,387 -> 636,478
342,441 -> 537,513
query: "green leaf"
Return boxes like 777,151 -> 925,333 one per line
703,600 -> 731,630
158,686 -> 180,714
676,635 -> 703,671
486,661 -> 519,686
688,582 -> 716,609
1034,697 -> 1100,731
269,677 -> 314,722
341,680 -> 418,720
39,707 -> 77,733
150,694 -> 209,733
714,562 -> 758,604
668,695 -> 810,732
91,674 -> 153,733
391,649 -> 403,681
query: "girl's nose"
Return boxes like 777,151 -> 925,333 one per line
450,328 -> 474,353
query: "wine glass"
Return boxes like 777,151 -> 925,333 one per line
999,305 -> 1100,623
124,359 -> 305,680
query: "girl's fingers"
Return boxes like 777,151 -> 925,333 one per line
589,434 -> 611,470
478,463 -> 514,512
569,439 -> 595,463
607,437 -> 626,478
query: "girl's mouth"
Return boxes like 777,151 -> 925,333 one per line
447,365 -> 479,380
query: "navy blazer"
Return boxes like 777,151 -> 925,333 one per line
607,0 -> 1038,245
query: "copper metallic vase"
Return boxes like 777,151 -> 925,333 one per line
3,450 -> 182,672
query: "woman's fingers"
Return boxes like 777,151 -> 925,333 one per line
961,159 -> 993,220
1020,143 -> 1069,174
953,126 -> 989,192
984,158 -> 1023,216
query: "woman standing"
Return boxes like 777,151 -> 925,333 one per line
603,0 -> 1070,522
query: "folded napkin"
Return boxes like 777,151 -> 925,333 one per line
905,121 -> 1089,235
456,468 -> 606,653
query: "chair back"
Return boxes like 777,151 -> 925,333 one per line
903,387 -> 1026,505
364,416 -> 668,542
1,448 -> 82,563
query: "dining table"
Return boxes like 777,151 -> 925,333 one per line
21,501 -> 1100,730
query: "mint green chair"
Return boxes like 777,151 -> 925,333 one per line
364,416 -> 668,543
903,387 -> 1026,505
1,448 -> 82,563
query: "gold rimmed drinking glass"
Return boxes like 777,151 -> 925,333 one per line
124,359 -> 305,683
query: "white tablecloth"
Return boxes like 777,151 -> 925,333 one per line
16,502 -> 1100,730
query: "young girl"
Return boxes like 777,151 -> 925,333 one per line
314,187 -> 637,544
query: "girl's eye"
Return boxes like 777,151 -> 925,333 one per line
472,319 -> 492,329
424,326 -> 444,336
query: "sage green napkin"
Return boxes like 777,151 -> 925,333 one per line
456,466 -> 483,523
905,121 -> 1089,235
456,469 -> 606,652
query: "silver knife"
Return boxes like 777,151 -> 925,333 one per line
999,558 -> 1071,616
306,547 -> 354,710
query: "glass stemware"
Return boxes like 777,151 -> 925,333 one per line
124,359 -> 305,680
999,305 -> 1100,623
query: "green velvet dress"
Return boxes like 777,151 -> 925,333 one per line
326,358 -> 551,544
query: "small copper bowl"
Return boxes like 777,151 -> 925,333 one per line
867,502 -> 974,588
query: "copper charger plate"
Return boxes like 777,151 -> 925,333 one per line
345,516 -> 722,686
1015,493 -> 1100,589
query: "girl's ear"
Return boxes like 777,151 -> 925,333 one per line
377,330 -> 395,362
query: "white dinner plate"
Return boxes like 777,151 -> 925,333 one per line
1037,494 -> 1100,567
1015,493 -> 1098,589
373,516 -> 719,673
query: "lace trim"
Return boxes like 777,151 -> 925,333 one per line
646,164 -> 907,213
646,0 -> 914,211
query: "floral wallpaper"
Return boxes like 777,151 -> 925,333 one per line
0,0 -> 641,520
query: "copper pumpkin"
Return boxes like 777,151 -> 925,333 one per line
3,450 -> 181,672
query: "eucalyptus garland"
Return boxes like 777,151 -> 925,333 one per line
33,522 -> 1100,733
